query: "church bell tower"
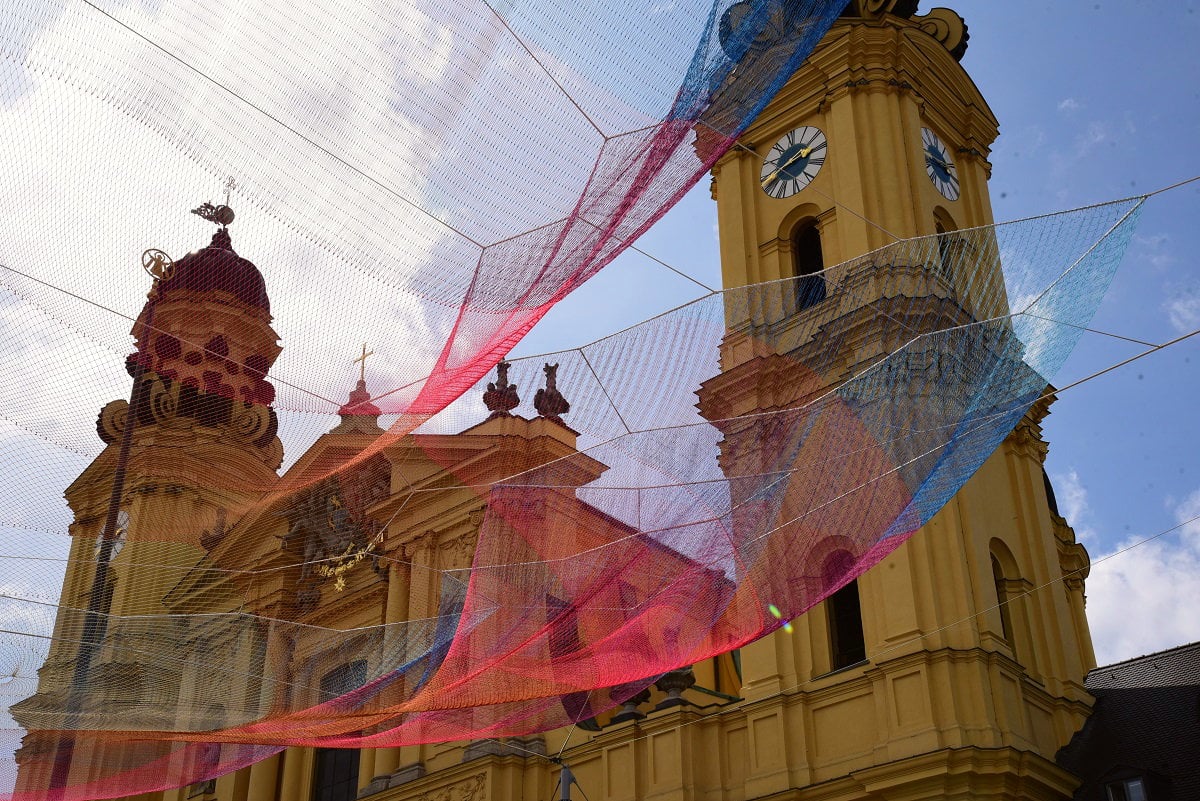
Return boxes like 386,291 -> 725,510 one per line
702,2 -> 1097,798
713,0 -> 993,286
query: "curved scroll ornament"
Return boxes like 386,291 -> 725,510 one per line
96,399 -> 128,444
147,377 -> 179,424
855,0 -> 919,20
232,402 -> 272,442
913,7 -> 969,60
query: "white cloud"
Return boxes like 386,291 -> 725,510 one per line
1054,469 -> 1097,539
1057,97 -> 1081,112
1072,483 -> 1200,665
1164,292 -> 1200,334
1074,121 -> 1109,156
1134,233 -> 1175,271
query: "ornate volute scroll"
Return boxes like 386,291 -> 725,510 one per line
845,1 -> 970,59
913,7 -> 969,60
852,0 -> 919,20
96,400 -> 128,444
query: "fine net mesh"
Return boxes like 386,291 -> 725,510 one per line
0,0 -> 1149,798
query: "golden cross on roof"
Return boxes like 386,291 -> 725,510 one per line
353,343 -> 374,383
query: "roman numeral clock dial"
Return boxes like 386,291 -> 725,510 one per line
760,126 -> 827,199
922,127 -> 960,201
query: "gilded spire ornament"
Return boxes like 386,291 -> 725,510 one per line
191,176 -> 237,227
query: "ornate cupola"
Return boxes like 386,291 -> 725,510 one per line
126,204 -> 279,410
100,201 -> 284,471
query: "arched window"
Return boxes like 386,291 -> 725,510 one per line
988,539 -> 1037,674
991,554 -> 1015,646
933,207 -> 963,284
823,550 -> 866,670
791,220 -> 827,311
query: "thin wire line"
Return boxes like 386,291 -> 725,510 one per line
1021,199 -> 1145,313
12,321 -> 1194,616
1146,174 -> 1200,196
10,314 -> 1193,587
77,0 -> 485,249
478,1 -> 607,139
626,242 -> 719,294
1019,312 -> 1158,348
579,350 -> 632,435
555,689 -> 594,761
519,203 -> 716,295
407,322 -> 1200,571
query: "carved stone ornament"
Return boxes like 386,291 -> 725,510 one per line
913,7 -> 969,60
533,362 -> 570,423
148,377 -> 179,423
851,0 -> 919,20
284,490 -> 369,581
482,360 -> 520,418
609,685 -> 652,723
96,399 -> 128,444
654,666 -> 696,708
282,460 -> 388,591
438,531 -> 477,571
412,773 -> 485,801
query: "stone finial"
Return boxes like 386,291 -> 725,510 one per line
533,363 -> 570,424
609,685 -> 652,723
654,667 -> 696,709
483,360 -> 520,418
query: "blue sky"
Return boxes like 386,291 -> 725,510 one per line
513,2 -> 1200,666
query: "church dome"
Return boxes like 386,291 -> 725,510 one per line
160,228 -> 270,313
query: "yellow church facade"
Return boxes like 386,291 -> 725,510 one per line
15,2 -> 1099,800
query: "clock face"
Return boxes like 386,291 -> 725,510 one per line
922,127 -> 960,201
95,510 -> 129,562
760,126 -> 827,199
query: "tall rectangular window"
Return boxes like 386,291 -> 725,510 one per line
311,660 -> 367,801
827,580 -> 866,670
